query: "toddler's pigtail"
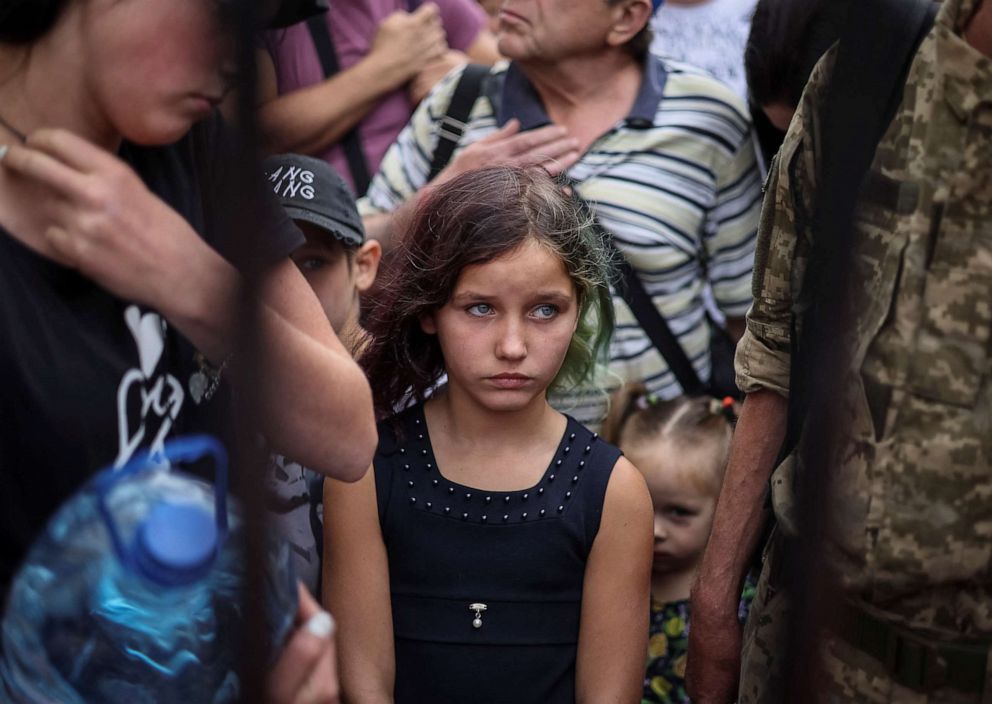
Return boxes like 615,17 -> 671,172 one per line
707,396 -> 740,426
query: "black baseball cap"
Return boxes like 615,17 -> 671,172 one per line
263,154 -> 365,248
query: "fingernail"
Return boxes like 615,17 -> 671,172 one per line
305,611 -> 335,639
0,145 -> 8,162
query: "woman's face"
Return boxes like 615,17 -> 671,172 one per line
421,238 -> 580,414
82,0 -> 234,144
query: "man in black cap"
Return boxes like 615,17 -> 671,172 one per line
262,154 -> 381,597
264,154 -> 381,357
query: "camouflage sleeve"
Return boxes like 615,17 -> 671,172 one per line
734,50 -> 836,397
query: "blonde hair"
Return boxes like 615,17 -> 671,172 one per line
602,384 -> 735,495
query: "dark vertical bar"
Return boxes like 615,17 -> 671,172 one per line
223,2 -> 269,701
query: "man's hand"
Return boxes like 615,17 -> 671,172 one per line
435,119 -> 580,185
408,50 -> 467,105
366,3 -> 448,89
267,584 -> 340,704
685,591 -> 743,704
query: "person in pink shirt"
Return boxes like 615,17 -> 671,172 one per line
259,0 -> 500,195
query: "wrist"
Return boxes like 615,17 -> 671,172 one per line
691,589 -> 742,621
691,564 -> 747,617
161,244 -> 240,364
361,50 -> 410,90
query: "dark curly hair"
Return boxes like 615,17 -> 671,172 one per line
362,166 -> 617,417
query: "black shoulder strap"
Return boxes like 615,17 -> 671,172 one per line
821,0 -> 936,200
427,64 -> 489,182
573,193 -> 706,396
781,0 -> 938,458
306,16 -> 372,196
617,256 -> 707,396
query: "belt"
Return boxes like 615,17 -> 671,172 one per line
833,600 -> 990,694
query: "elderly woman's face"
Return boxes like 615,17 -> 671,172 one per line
83,0 -> 235,145
495,0 -> 620,62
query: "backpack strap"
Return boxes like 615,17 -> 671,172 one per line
780,0 -> 938,461
306,16 -> 372,196
572,192 -> 707,396
617,255 -> 707,396
427,64 -> 489,182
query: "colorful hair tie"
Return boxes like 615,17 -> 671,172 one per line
634,393 -> 659,411
720,396 -> 737,423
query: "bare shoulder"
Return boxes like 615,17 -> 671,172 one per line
601,456 -> 653,529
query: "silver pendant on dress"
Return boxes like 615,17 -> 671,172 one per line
469,602 -> 487,629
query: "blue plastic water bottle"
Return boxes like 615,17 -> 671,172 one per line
0,436 -> 298,703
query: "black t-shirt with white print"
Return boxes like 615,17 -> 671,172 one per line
0,112 -> 303,602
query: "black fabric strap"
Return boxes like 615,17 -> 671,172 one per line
306,16 -> 372,196
427,64 -> 489,182
782,0 -> 938,458
616,259 -> 706,396
570,192 -> 706,396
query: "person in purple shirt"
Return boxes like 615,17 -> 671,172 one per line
259,0 -> 501,195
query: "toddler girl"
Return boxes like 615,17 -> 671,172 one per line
323,166 -> 654,704
602,385 -> 754,704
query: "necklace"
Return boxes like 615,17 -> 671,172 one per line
0,113 -> 27,143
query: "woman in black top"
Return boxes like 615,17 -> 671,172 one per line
0,0 -> 374,698
325,166 -> 654,703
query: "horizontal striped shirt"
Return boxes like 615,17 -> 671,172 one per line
359,57 -> 761,428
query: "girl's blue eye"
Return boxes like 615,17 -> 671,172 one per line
533,304 -> 558,320
467,303 -> 493,317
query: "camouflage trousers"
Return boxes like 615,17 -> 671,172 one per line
738,531 -> 992,703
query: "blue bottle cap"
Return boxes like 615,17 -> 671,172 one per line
133,501 -> 218,586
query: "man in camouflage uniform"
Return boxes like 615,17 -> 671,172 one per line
686,0 -> 992,701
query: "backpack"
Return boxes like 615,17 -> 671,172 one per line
781,0 -> 939,459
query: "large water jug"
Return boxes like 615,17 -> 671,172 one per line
0,435 -> 298,703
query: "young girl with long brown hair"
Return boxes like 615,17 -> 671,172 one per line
324,166 -> 654,704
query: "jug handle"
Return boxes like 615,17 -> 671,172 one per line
93,435 -> 229,570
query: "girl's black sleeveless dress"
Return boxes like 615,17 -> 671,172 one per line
373,403 -> 622,704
